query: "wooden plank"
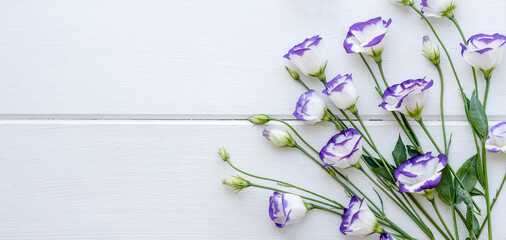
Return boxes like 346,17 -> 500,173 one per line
0,0 -> 504,118
0,120 -> 503,239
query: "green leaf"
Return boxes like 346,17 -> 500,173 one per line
406,145 -> 421,158
436,166 -> 454,205
455,185 -> 473,204
472,215 -> 479,237
469,188 -> 484,196
362,155 -> 395,183
456,155 -> 478,192
465,202 -> 474,236
392,135 -> 407,166
468,91 -> 488,140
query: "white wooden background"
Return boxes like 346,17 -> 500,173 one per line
0,0 -> 505,239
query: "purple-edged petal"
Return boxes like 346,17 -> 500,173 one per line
461,33 -> 506,72
379,78 -> 433,119
268,192 -> 307,228
394,152 -> 447,193
320,129 -> 363,168
485,122 -> 506,153
284,35 -> 327,76
343,17 -> 391,56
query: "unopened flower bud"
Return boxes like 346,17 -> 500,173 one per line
219,147 -> 230,161
248,114 -> 270,125
263,129 -> 296,148
222,176 -> 250,190
285,66 -> 301,80
423,36 -> 440,65
390,0 -> 413,5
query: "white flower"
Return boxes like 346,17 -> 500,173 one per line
319,129 -> 363,169
262,129 -> 295,148
293,90 -> 327,124
343,17 -> 392,61
394,152 -> 447,193
421,0 -> 458,18
284,35 -> 327,76
322,74 -> 358,110
379,78 -> 433,120
269,192 -> 308,228
340,196 -> 380,236
461,33 -> 506,76
485,122 -> 506,153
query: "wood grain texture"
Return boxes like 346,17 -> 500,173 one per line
0,120 -> 504,239
0,0 -> 505,119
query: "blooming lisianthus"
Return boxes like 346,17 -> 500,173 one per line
379,78 -> 433,120
269,192 -> 308,228
284,35 -> 327,77
395,152 -> 447,193
319,129 -> 363,168
343,17 -> 392,61
461,33 -> 506,77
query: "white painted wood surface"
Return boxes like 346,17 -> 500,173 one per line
0,0 -> 505,239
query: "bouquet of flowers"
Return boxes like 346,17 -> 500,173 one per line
219,0 -> 505,239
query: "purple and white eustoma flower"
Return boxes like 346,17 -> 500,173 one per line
343,17 -> 392,61
485,122 -> 506,153
395,152 -> 447,193
340,196 -> 380,236
284,35 -> 327,77
379,78 -> 433,120
322,74 -> 358,110
269,192 -> 308,228
461,33 -> 506,76
293,90 -> 327,124
320,129 -> 363,169
380,233 -> 394,240
421,0 -> 458,18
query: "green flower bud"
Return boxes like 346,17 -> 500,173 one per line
285,66 -> 301,80
222,176 -> 250,190
248,114 -> 270,125
219,147 -> 230,161
391,0 -> 413,5
263,129 -> 296,148
423,36 -> 440,65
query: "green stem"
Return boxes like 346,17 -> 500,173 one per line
448,15 -> 478,97
225,159 -> 342,208
358,53 -> 382,93
451,205 -> 459,240
482,140 -> 492,240
483,76 -> 491,110
435,64 -> 448,153
478,172 -> 506,237
308,203 -> 342,215
376,60 -> 390,88
417,119 -> 443,154
455,207 -> 476,239
408,194 -> 451,240
430,199 -> 455,240
248,183 -> 341,209
359,167 -> 433,239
